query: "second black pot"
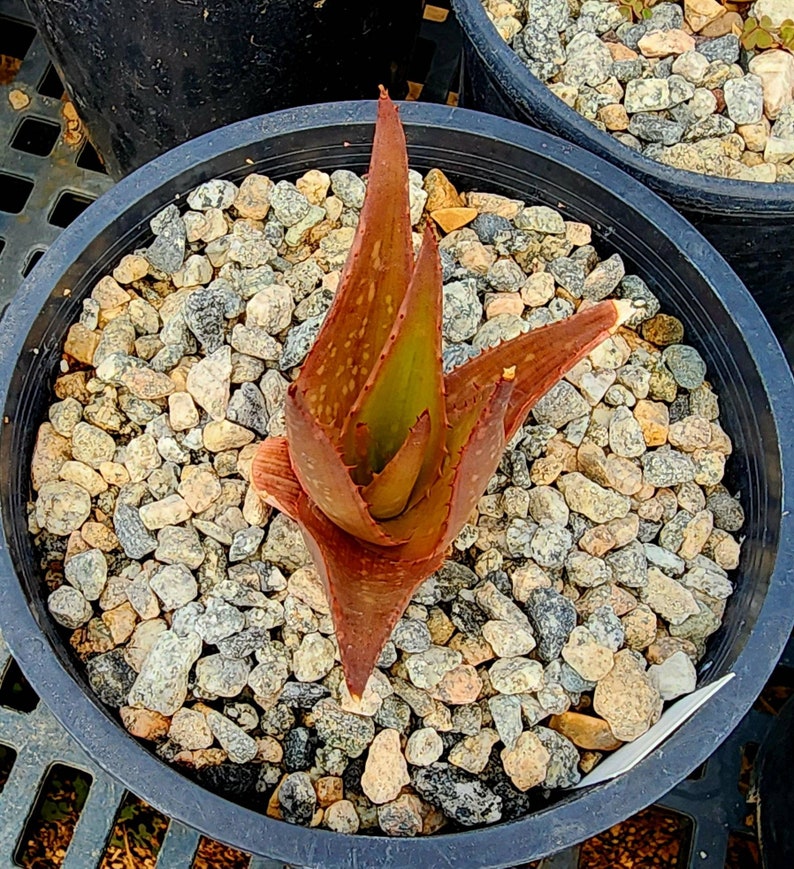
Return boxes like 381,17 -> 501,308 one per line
23,0 -> 425,179
451,0 -> 794,359
0,101 -> 793,866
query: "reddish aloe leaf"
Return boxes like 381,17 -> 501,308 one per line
341,225 -> 447,488
439,374 -> 515,551
295,495 -> 447,700
445,298 -> 629,441
250,437 -> 301,521
351,422 -> 373,486
284,384 -> 407,546
297,90 -> 413,432
304,376 -> 514,697
384,374 -> 514,561
362,410 -> 432,519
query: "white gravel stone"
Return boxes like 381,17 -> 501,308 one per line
293,632 -> 336,682
128,630 -> 202,716
647,650 -> 698,700
149,563 -> 198,610
64,548 -> 107,600
48,585 -> 93,628
489,657 -> 544,694
405,727 -> 444,766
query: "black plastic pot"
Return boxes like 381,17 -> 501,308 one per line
0,101 -> 793,867
23,0 -> 424,179
450,0 -> 794,357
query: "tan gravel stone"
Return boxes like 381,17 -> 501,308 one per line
296,169 -> 331,205
123,619 -> 168,672
139,495 -> 192,530
557,473 -> 631,523
316,775 -> 344,807
59,461 -> 107,496
426,607 -> 455,645
178,464 -> 222,513
233,174 -> 274,219
646,635 -> 699,664
405,728 -> 444,766
679,509 -> 714,560
325,799 -> 360,834
485,292 -> 524,319
98,461 -> 129,486
92,275 -> 130,308
203,420 -> 255,451
593,649 -> 662,741
638,29 -> 695,57
431,207 -> 478,233
621,604 -> 658,650
430,664 -> 483,705
449,729 -> 500,774
635,399 -> 670,446
102,601 -> 137,645
424,167 -> 464,211
500,732 -> 551,791
549,711 -> 622,750
562,626 -> 615,681
641,567 -> 700,625
36,480 -> 92,535
80,521 -> 119,551
168,392 -> 200,431
9,89 -> 30,110
186,345 -> 231,421
288,566 -> 330,614
466,191 -> 522,219
64,323 -> 100,365
448,634 -> 495,667
607,42 -> 638,61
684,0 -> 725,32
31,423 -> 72,491
361,729 -> 410,805
377,794 -> 424,837
705,529 -> 741,570
699,10 -> 741,36
72,422 -> 116,469
113,255 -> 149,284
169,707 -> 214,750
669,415 -> 712,451
122,368 -> 174,401
120,706 -> 170,741
598,104 -> 630,131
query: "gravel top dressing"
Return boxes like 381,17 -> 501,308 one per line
481,0 -> 794,182
30,163 -> 743,836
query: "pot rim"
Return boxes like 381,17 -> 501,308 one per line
0,99 -> 793,867
450,0 -> 794,215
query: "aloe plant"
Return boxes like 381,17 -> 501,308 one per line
253,91 -> 637,699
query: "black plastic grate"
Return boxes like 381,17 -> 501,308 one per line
0,0 -> 111,309
0,630 -> 283,869
0,0 -> 789,865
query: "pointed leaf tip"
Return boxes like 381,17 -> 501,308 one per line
445,298 -> 623,442
294,495 -> 446,699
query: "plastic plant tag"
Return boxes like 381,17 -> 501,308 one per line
573,672 -> 735,788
